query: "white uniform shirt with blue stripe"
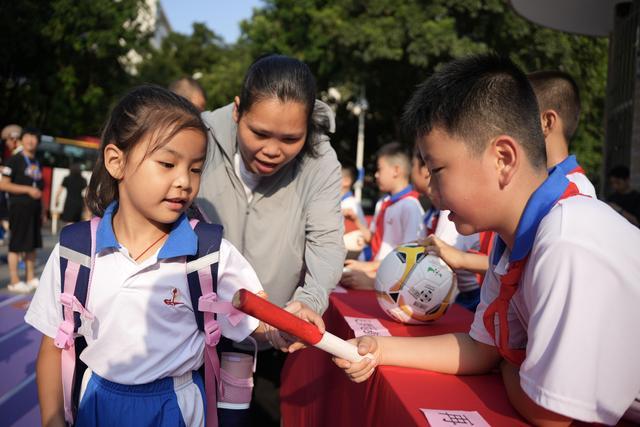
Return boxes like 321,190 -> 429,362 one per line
470,170 -> 640,424
25,205 -> 262,385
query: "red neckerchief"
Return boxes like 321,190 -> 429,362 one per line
483,182 -> 581,366
370,188 -> 420,259
568,165 -> 586,175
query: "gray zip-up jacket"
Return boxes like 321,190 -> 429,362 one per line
196,103 -> 345,314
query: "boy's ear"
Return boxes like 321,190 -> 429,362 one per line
492,135 -> 519,188
540,109 -> 558,137
232,96 -> 241,123
103,143 -> 125,180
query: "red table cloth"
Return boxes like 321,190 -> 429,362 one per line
280,289 -> 530,426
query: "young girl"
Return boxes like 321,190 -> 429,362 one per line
25,85 -> 267,427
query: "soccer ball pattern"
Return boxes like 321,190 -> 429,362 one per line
375,243 -> 458,324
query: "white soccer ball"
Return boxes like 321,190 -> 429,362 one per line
375,243 -> 458,324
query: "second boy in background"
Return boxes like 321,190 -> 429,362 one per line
527,70 -> 597,198
342,143 -> 423,285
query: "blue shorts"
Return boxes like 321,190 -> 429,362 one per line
455,287 -> 481,312
76,370 -> 205,427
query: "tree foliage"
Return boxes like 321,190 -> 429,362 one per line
1,0 -> 607,184
0,0 -> 149,136
137,23 -> 251,110
240,0 -> 608,183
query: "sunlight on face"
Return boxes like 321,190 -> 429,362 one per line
234,98 -> 308,176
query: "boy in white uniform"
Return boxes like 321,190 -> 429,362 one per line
340,162 -> 366,227
411,150 -> 485,311
334,54 -> 640,425
528,70 -> 597,198
342,143 -> 423,288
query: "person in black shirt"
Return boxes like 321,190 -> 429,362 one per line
607,165 -> 640,227
55,163 -> 87,223
0,127 -> 44,293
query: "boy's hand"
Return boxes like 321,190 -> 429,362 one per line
342,208 -> 357,221
264,301 -> 325,353
420,234 -> 462,269
332,336 -> 380,383
341,269 -> 375,290
344,259 -> 377,273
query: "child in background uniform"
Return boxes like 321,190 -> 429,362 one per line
25,86 -> 271,427
340,162 -> 366,228
334,54 -> 640,426
410,149 -> 487,311
527,70 -> 597,198
342,143 -> 423,288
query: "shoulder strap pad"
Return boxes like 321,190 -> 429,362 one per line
187,221 -> 223,331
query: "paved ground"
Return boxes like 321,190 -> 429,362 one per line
0,225 -> 56,427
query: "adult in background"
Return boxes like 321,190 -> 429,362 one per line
0,127 -> 44,293
169,77 -> 207,111
197,54 -> 345,426
54,163 -> 87,223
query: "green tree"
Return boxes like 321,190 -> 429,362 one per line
0,0 -> 150,137
136,22 -> 250,111
240,0 -> 608,185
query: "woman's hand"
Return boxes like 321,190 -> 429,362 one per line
332,336 -> 380,383
265,300 -> 325,353
340,269 -> 375,290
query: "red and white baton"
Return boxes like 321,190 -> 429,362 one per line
232,289 -> 371,362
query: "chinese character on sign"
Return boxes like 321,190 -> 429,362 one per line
420,409 -> 490,427
439,411 -> 474,425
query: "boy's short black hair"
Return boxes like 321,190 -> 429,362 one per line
402,54 -> 547,170
608,165 -> 630,180
376,142 -> 412,176
341,162 -> 357,183
20,126 -> 41,143
528,70 -> 581,141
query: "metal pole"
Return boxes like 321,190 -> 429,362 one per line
354,87 -> 367,202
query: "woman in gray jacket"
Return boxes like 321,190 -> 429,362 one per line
197,54 -> 345,426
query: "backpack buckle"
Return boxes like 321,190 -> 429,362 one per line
60,293 -> 94,320
54,320 -> 75,349
203,319 -> 221,347
199,292 -> 245,326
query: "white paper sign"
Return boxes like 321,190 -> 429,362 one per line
421,409 -> 491,427
344,317 -> 391,337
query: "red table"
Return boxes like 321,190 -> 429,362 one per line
280,289 -> 530,427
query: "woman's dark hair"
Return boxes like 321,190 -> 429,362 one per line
237,54 -> 320,158
86,85 -> 207,217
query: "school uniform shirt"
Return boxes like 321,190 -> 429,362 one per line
554,155 -> 597,199
197,102 -> 345,314
369,192 -> 424,261
1,153 -> 44,204
25,207 -> 262,385
422,210 -> 480,293
470,195 -> 640,424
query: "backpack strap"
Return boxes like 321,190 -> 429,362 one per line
54,216 -> 99,424
188,219 -> 245,427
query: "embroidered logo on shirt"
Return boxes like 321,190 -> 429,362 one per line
163,288 -> 184,306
